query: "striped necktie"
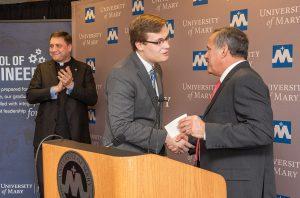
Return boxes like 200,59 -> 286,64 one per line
150,69 -> 157,89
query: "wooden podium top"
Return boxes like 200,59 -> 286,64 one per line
45,139 -> 142,157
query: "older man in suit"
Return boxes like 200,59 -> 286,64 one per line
27,31 -> 97,197
178,27 -> 276,198
102,14 -> 193,154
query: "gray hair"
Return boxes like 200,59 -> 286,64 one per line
213,27 -> 248,59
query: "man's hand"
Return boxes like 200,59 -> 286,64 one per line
53,81 -> 65,93
165,135 -> 194,154
175,133 -> 188,142
178,115 -> 205,139
58,66 -> 74,89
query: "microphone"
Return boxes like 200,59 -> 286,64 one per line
158,96 -> 167,102
105,134 -> 126,147
34,134 -> 63,198
152,96 -> 167,103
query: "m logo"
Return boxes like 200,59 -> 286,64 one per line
57,151 -> 94,198
193,51 -> 207,71
166,19 -> 175,38
88,109 -> 96,124
86,58 -> 96,73
230,9 -> 248,31
107,27 -> 118,44
132,0 -> 144,15
273,120 -> 291,144
85,7 -> 95,23
277,195 -> 290,198
193,0 -> 208,6
272,44 -> 293,68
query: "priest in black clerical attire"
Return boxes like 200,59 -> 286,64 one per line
26,31 -> 97,198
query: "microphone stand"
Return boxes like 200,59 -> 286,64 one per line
148,96 -> 165,154
155,96 -> 166,154
34,134 -> 63,198
147,96 -> 158,154
155,98 -> 161,154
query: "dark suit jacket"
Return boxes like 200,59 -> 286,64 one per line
27,58 -> 97,148
200,61 -> 276,198
102,52 -> 167,154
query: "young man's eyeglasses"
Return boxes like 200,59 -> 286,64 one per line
143,35 -> 170,46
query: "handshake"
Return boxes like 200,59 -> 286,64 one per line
165,115 -> 205,154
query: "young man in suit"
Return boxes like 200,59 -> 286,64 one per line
27,31 -> 97,197
102,14 -> 193,154
178,27 -> 276,198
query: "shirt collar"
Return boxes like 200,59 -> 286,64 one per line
136,52 -> 154,74
220,60 -> 246,82
56,57 -> 72,67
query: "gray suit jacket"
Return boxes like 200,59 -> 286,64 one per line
200,61 -> 276,198
102,52 -> 167,154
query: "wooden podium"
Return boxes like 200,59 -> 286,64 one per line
43,139 -> 226,198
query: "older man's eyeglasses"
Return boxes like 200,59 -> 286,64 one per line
143,35 -> 170,46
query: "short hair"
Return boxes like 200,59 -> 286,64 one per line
213,27 -> 248,59
49,31 -> 72,45
129,14 -> 167,51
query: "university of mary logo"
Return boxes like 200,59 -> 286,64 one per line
277,195 -> 290,198
107,27 -> 118,44
272,44 -> 293,68
230,9 -> 248,31
193,0 -> 208,6
86,58 -> 96,73
57,151 -> 94,198
193,50 -> 207,71
166,19 -> 175,38
85,7 -> 95,23
88,108 -> 96,124
132,0 -> 144,15
273,120 -> 292,144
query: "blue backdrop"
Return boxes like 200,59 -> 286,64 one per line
0,20 -> 71,197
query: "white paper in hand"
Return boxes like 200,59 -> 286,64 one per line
164,114 -> 187,138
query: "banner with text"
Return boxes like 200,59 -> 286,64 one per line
0,20 -> 71,198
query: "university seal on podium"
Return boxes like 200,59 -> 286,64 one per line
57,151 -> 94,198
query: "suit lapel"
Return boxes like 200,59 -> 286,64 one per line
132,53 -> 158,108
203,82 -> 223,117
203,61 -> 250,117
48,60 -> 59,85
68,58 -> 79,83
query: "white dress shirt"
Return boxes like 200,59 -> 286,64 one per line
136,52 -> 159,96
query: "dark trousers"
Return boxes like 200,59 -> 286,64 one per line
34,147 -> 44,198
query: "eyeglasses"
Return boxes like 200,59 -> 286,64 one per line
143,35 -> 170,46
